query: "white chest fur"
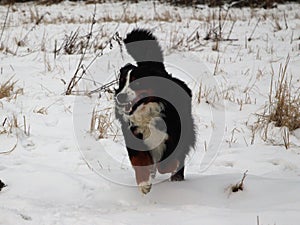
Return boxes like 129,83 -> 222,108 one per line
128,102 -> 168,162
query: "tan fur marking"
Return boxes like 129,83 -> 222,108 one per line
129,102 -> 168,162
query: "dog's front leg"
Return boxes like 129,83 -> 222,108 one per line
129,151 -> 153,194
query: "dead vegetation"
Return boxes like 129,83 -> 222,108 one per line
225,170 -> 248,197
55,26 -> 112,56
0,118 -> 18,153
231,170 -> 248,193
2,0 -> 293,56
260,56 -> 300,131
197,78 -> 256,111
1,114 -> 30,136
0,77 -> 23,100
64,6 -> 122,95
1,0 -> 297,8
251,56 -> 300,148
56,28 -> 88,55
0,115 -> 18,135
90,107 -> 119,140
268,65 -> 300,131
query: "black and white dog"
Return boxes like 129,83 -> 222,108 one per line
115,29 -> 195,194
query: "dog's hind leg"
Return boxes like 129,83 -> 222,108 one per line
170,156 -> 186,181
170,166 -> 185,181
157,154 -> 185,181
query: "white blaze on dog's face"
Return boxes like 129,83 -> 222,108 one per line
115,69 -> 137,114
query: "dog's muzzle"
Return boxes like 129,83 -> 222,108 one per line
115,93 -> 133,114
116,93 -> 128,104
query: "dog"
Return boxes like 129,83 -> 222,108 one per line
115,29 -> 195,194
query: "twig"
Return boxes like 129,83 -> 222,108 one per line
216,5 -> 230,41
0,4 -> 10,44
80,77 -> 103,86
0,138 -> 18,155
65,6 -> 96,95
248,18 -> 260,41
213,54 -> 220,75
186,25 -> 201,43
2,117 -> 7,126
232,170 -> 248,192
54,39 -> 57,59
283,127 -> 290,149
226,20 -> 236,40
23,115 -> 27,136
283,11 -> 288,30
221,38 -> 238,41
88,79 -> 118,95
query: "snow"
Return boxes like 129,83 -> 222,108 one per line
1,1 -> 300,224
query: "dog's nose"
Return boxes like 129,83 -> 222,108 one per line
116,93 -> 128,104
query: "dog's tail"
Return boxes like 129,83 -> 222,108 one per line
124,29 -> 164,68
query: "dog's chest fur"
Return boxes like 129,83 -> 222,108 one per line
123,102 -> 168,162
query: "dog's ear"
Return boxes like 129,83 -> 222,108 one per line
120,63 -> 136,77
115,63 -> 136,93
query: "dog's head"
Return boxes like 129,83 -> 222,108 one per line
115,63 -> 156,115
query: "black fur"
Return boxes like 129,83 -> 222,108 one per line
123,29 -> 164,69
0,179 -> 5,191
115,29 -> 195,184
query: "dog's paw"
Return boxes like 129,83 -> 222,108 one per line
138,181 -> 152,195
170,173 -> 184,181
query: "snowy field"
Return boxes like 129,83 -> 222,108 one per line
1,1 -> 300,224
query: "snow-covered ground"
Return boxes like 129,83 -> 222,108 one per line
1,1 -> 300,224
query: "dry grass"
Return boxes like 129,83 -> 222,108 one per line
55,27 -> 111,56
251,56 -> 300,147
267,57 -> 300,131
90,107 -> 119,140
0,0 -> 292,8
57,28 -> 84,55
33,107 -> 48,115
10,4 -> 183,26
1,114 -> 30,136
0,114 -> 18,135
197,79 -> 256,111
0,77 -> 23,100
0,77 -> 15,99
